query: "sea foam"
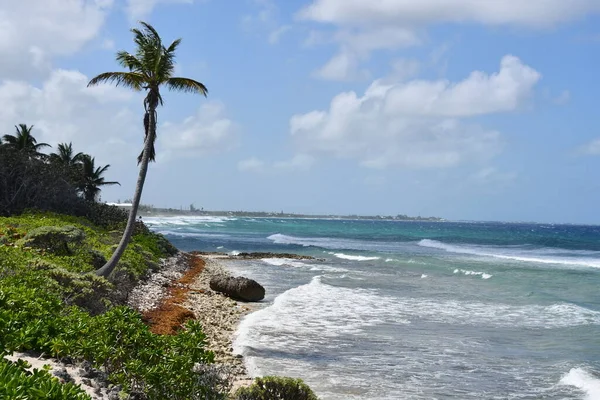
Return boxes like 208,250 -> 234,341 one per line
234,277 -> 600,377
330,252 -> 380,261
453,269 -> 493,279
266,233 -> 406,253
419,239 -> 600,269
261,258 -> 349,273
560,367 -> 600,400
144,215 -> 235,226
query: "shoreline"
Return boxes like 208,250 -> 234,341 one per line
3,251 -> 263,398
129,252 -> 260,389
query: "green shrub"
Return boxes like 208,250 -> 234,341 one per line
0,357 -> 91,400
0,211 -> 229,399
0,289 -> 223,399
18,225 -> 85,255
82,202 -> 128,229
235,376 -> 319,400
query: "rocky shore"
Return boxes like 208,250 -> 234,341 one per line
193,251 -> 320,261
128,252 -> 255,382
6,252 -> 258,399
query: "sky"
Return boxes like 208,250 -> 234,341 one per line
1,0 -> 600,224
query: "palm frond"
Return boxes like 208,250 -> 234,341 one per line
87,72 -> 145,90
139,22 -> 161,41
166,77 -> 208,96
2,135 -> 17,144
33,142 -> 51,150
116,51 -> 145,73
95,164 -> 111,176
166,38 -> 181,54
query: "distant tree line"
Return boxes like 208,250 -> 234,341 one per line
0,123 -> 119,216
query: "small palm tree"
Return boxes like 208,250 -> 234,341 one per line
78,155 -> 120,202
88,21 -> 207,277
49,142 -> 85,167
2,124 -> 50,156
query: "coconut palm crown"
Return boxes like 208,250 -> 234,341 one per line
87,21 -> 207,277
49,142 -> 85,167
2,124 -> 50,156
78,155 -> 120,202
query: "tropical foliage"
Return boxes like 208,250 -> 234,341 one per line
235,377 -> 320,400
0,212 -> 229,399
2,124 -> 50,156
0,126 -> 119,215
78,155 -> 120,202
88,21 -> 207,278
48,142 -> 84,167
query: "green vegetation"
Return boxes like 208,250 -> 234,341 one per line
88,21 -> 208,278
0,211 -> 227,399
234,376 -> 319,400
0,357 -> 90,399
0,19 -> 319,400
2,123 -> 50,157
0,128 -> 118,216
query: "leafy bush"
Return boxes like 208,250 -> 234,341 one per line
82,202 -> 128,229
0,146 -> 86,217
0,211 -> 231,399
0,288 -> 223,399
0,357 -> 91,400
18,225 -> 85,255
235,376 -> 319,400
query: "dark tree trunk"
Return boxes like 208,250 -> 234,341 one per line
96,107 -> 156,277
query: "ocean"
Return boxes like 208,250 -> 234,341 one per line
144,216 -> 600,400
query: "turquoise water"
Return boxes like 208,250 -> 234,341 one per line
146,216 -> 600,400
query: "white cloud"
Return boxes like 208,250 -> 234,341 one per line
158,102 -> 239,160
0,68 -> 237,168
553,90 -> 571,105
313,50 -> 369,81
268,25 -> 292,44
0,0 -> 113,78
273,154 -> 315,171
334,26 -> 421,53
238,157 -> 266,172
101,39 -> 116,50
0,69 -> 137,163
385,58 -> 421,83
243,0 -> 290,45
238,154 -> 315,173
579,138 -> 600,155
290,55 -> 540,169
298,0 -> 600,28
314,27 -> 420,81
125,0 -> 194,20
299,0 -> 599,81
383,55 -> 541,117
470,167 -> 517,185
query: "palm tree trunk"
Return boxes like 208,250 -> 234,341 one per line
96,108 -> 156,277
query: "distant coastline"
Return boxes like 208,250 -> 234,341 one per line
108,204 -> 444,222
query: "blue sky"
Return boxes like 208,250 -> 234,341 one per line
2,0 -> 600,223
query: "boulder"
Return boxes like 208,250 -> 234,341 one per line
210,275 -> 265,302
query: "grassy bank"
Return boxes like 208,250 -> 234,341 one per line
0,211 -> 320,399
0,211 -> 226,399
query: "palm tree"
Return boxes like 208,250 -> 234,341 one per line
2,124 -> 50,156
78,154 -> 120,202
49,142 -> 85,167
87,21 -> 207,277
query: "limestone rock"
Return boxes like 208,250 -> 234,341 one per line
210,275 -> 265,302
